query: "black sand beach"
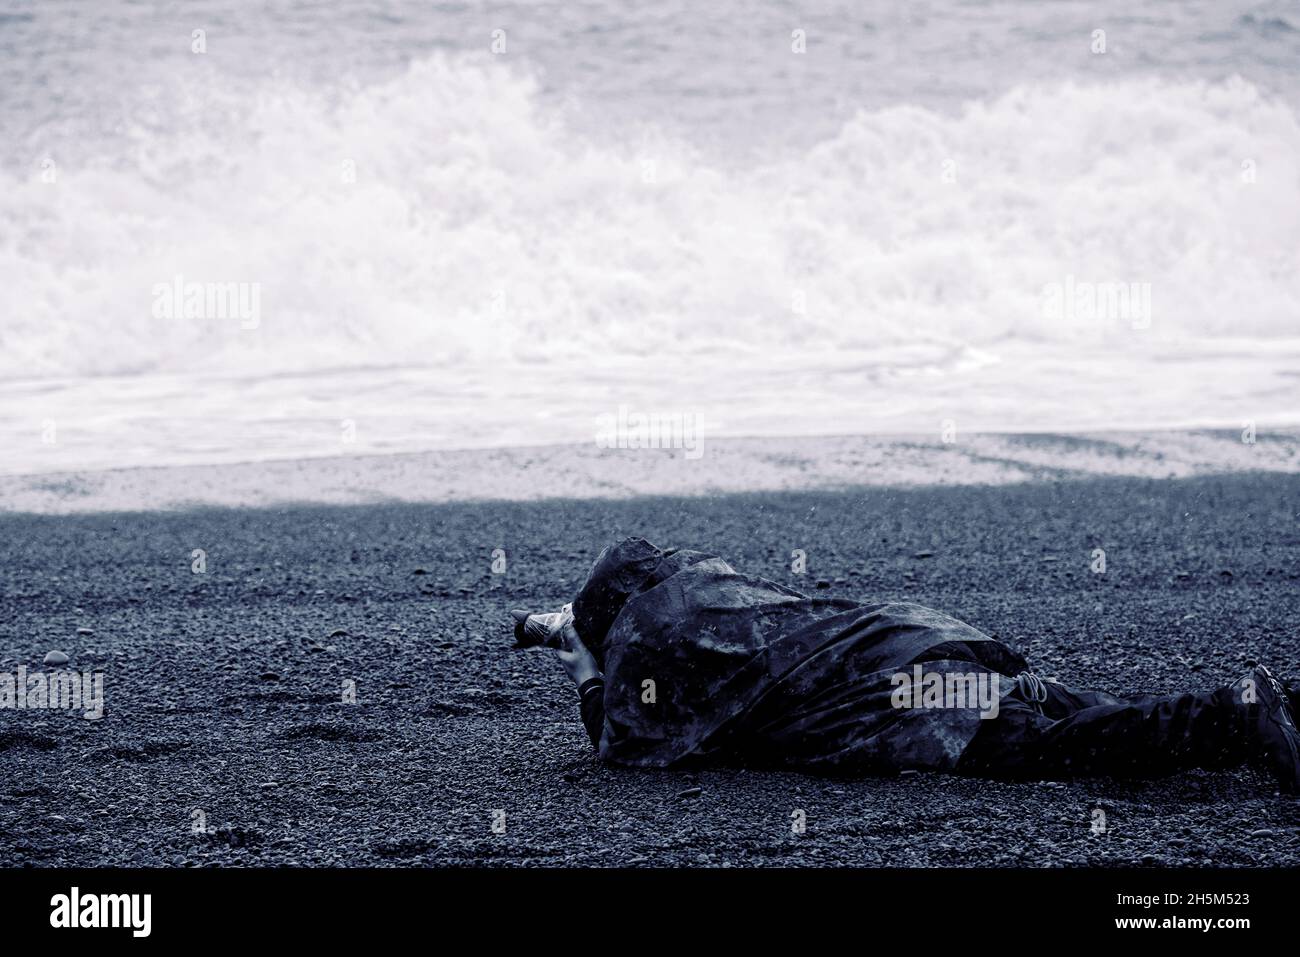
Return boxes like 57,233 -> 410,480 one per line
1,472 -> 1298,867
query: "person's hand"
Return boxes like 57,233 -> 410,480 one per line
554,622 -> 600,688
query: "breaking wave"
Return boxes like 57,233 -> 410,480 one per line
2,58 -> 1298,383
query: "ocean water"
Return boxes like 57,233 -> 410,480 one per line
2,0 -> 1299,473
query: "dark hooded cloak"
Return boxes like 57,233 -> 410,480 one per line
570,538 -> 1026,772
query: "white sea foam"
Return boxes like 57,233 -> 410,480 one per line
2,54 -> 1298,471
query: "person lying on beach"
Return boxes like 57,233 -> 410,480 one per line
511,537 -> 1300,793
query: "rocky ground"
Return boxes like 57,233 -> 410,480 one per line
1,472 -> 1297,866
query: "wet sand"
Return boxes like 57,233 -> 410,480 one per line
3,427 -> 1297,514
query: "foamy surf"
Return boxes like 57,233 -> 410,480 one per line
2,51 -> 1299,473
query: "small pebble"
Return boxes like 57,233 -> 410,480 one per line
75,628 -> 93,636
913,551 -> 934,559
1250,829 -> 1274,838
43,650 -> 70,666
676,786 -> 703,799
328,628 -> 348,638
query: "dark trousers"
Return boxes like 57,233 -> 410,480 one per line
958,680 -> 1248,779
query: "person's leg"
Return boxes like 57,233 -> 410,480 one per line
1035,679 -> 1125,717
960,688 -> 1241,779
958,667 -> 1300,789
